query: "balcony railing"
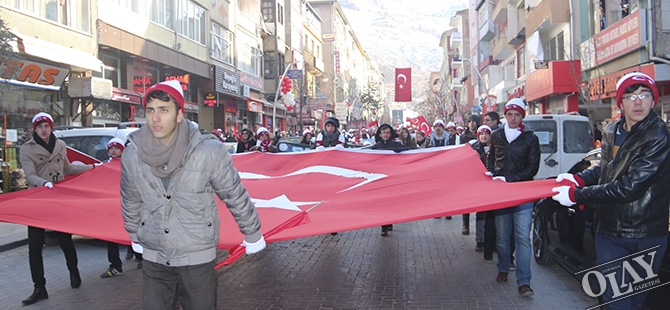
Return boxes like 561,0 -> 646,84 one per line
492,0 -> 508,23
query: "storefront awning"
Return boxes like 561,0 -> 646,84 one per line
11,32 -> 103,72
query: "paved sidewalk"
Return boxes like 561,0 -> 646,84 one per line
0,217 -> 597,309
0,222 -> 28,252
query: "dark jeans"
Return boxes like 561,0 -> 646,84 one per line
142,260 -> 216,310
28,226 -> 78,288
595,234 -> 667,310
484,211 -> 496,254
106,242 -> 122,271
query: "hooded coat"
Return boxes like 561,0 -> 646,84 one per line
371,124 -> 407,152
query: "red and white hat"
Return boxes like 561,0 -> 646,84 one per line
32,112 -> 53,130
256,127 -> 269,139
142,80 -> 185,111
433,119 -> 445,128
504,98 -> 526,117
303,129 -> 312,136
446,122 -> 457,130
477,125 -> 492,135
615,72 -> 658,108
107,138 -> 125,151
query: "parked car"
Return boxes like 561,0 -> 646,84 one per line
523,114 -> 593,180
532,148 -> 670,309
54,125 -> 140,161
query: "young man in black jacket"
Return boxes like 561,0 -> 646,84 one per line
552,72 -> 670,310
487,99 -> 540,297
371,124 -> 407,236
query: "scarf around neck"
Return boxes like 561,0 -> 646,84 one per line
134,120 -> 191,178
34,132 -> 56,154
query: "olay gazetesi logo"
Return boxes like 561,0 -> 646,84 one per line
575,245 -> 668,310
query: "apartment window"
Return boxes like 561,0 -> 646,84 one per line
211,23 -> 234,65
1,0 -> 90,33
504,60 -> 515,81
517,48 -> 526,78
102,0 -> 172,28
178,0 -> 206,44
238,36 -> 261,76
261,0 -> 274,23
277,3 -> 283,25
544,32 -> 565,61
92,53 -> 121,87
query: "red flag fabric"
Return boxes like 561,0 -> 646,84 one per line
66,147 -> 101,164
367,120 -> 378,128
0,147 -> 569,265
406,115 -> 432,136
395,68 -> 412,102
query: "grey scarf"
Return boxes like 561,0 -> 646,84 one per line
134,120 -> 191,178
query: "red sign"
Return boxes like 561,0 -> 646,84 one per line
506,85 -> 525,100
165,74 -> 190,91
334,51 -> 341,76
247,99 -> 263,113
0,59 -> 70,90
225,100 -> 237,113
593,9 -> 646,66
204,92 -> 217,107
133,76 -> 152,93
587,63 -> 655,101
111,87 -> 141,105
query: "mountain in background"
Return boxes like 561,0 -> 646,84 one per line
339,0 -> 466,101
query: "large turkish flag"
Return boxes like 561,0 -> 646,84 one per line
395,68 -> 412,102
0,146 -> 565,265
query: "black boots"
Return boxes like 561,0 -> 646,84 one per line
22,287 -> 48,305
70,269 -> 82,289
381,224 -> 393,237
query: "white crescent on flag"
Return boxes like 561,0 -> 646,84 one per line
397,74 -> 407,87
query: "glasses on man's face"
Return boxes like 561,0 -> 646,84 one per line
622,92 -> 652,101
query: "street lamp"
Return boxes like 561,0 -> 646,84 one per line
272,61 -> 298,132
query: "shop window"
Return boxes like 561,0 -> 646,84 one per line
211,23 -> 234,65
178,0 -> 206,44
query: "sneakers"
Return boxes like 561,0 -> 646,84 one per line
518,285 -> 534,297
483,252 -> 493,263
475,242 -> 484,252
510,262 -> 516,271
100,267 -> 123,278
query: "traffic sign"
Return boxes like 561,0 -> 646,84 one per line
472,105 -> 481,113
455,115 -> 463,123
286,70 -> 302,79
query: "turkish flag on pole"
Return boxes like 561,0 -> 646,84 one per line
395,68 -> 412,102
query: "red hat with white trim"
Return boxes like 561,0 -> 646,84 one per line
477,125 -> 492,135
142,80 -> 185,111
107,138 -> 125,152
256,127 -> 269,139
446,122 -> 457,130
615,72 -> 658,108
433,119 -> 445,128
32,112 -> 53,130
504,98 -> 526,117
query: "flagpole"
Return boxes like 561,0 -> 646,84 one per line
273,61 -> 298,133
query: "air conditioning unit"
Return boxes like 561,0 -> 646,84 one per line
68,77 -> 112,99
241,85 -> 250,98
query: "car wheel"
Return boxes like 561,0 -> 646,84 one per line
533,204 -> 555,265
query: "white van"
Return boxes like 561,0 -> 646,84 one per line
523,114 -> 593,180
54,125 -> 140,161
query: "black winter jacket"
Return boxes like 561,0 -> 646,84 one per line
575,112 -> 670,238
487,126 -> 540,182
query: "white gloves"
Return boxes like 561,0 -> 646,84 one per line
316,146 -> 325,151
131,241 -> 144,254
242,235 -> 266,255
493,176 -> 506,182
557,173 -> 579,186
94,162 -> 104,167
485,172 -> 505,181
484,172 -> 493,177
335,144 -> 345,150
43,182 -> 53,189
552,186 -> 576,206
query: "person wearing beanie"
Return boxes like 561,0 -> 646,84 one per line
428,119 -> 451,148
371,124 -> 408,236
552,72 -> 670,310
250,127 -> 277,153
19,112 -> 95,305
300,129 -> 314,147
314,116 -> 346,149
458,114 -> 482,236
446,122 -> 461,146
236,128 -> 257,153
487,98 -> 540,297
121,80 -> 266,309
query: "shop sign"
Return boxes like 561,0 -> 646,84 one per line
184,101 -> 199,112
593,9 -> 646,66
247,100 -> 263,113
111,90 -> 141,105
164,74 -> 190,91
203,92 -> 217,107
215,67 -> 240,96
506,84 -> 525,101
239,71 -> 262,91
0,59 -> 70,90
226,100 -> 237,113
133,76 -> 153,93
323,33 -> 335,42
587,64 -> 654,101
334,51 -> 341,76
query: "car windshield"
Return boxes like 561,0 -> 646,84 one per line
564,120 -> 591,153
525,120 -> 557,154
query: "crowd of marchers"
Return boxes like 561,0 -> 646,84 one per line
14,72 -> 670,310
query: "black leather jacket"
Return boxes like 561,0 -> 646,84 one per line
487,125 -> 540,182
575,112 -> 670,238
